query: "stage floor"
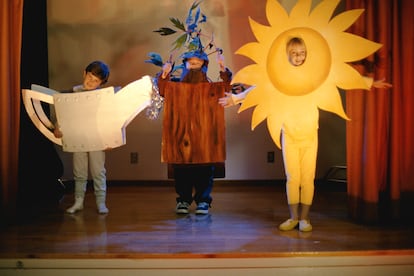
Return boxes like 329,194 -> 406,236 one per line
1,182 -> 414,259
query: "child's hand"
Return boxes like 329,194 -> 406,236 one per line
161,62 -> 173,79
372,78 -> 392,89
217,52 -> 225,72
53,128 -> 63,138
218,92 -> 234,107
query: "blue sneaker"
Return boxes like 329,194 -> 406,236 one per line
175,202 -> 190,214
195,202 -> 210,215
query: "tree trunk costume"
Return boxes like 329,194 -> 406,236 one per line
157,66 -> 231,208
146,2 -> 232,214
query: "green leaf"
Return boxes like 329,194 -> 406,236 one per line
169,17 -> 186,32
153,27 -> 176,36
191,1 -> 202,11
172,34 -> 188,50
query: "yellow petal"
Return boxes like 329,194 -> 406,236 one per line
235,42 -> 266,64
331,33 -> 382,62
267,115 -> 284,149
290,0 -> 312,20
238,85 -> 269,112
332,63 -> 370,90
251,103 -> 271,129
315,82 -> 349,120
266,0 -> 289,29
329,9 -> 364,32
232,64 -> 261,86
249,17 -> 273,44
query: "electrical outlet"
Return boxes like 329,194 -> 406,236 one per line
267,151 -> 275,163
130,152 -> 138,164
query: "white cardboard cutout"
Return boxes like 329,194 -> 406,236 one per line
22,75 -> 153,152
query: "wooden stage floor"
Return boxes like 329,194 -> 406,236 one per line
1,182 -> 414,259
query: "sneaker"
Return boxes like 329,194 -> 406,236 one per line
278,218 -> 299,231
175,202 -> 190,214
299,219 -> 312,232
195,202 -> 209,215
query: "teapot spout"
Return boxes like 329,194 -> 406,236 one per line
115,75 -> 154,128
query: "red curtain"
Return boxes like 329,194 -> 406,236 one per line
0,0 -> 23,219
346,0 -> 414,223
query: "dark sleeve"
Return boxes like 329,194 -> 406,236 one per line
219,68 -> 232,83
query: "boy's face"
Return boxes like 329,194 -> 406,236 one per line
185,57 -> 204,70
82,71 -> 103,90
288,44 -> 307,66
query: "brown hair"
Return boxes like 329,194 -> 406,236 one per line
85,61 -> 110,84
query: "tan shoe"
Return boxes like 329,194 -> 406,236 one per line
299,219 -> 313,232
279,219 -> 299,231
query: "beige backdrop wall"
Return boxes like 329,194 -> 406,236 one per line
47,0 -> 345,181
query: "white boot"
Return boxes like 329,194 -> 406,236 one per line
97,202 -> 109,214
96,195 -> 108,214
66,196 -> 84,214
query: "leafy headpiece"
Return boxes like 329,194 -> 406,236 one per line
145,1 -> 220,75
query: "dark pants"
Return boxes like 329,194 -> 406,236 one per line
173,164 -> 214,205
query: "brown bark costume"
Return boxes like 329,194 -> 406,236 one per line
157,68 -> 231,208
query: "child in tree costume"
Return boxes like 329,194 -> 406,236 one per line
146,1 -> 232,215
